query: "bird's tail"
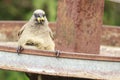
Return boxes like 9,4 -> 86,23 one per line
25,73 -> 39,80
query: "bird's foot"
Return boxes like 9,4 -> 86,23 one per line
55,50 -> 60,57
17,46 -> 24,55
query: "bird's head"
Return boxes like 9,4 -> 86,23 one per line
33,9 -> 47,25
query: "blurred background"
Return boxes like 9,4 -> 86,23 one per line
0,0 -> 120,26
0,0 -> 119,80
0,0 -> 57,21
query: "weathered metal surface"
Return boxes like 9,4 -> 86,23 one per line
0,42 -> 119,62
0,21 -> 120,47
56,0 -> 104,54
0,21 -> 24,41
102,25 -> 120,47
0,21 -> 56,41
0,50 -> 120,80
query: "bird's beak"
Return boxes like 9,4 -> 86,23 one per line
36,17 -> 45,23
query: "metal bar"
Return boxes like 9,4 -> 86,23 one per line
0,50 -> 120,79
0,21 -> 120,47
102,25 -> 120,47
0,42 -> 119,62
56,0 -> 104,54
0,21 -> 119,53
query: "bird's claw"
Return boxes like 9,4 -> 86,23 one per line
55,50 -> 60,57
17,46 -> 24,55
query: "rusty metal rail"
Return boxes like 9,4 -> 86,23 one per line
0,42 -> 119,80
0,21 -> 120,47
0,42 -> 120,62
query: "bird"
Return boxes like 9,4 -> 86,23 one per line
17,9 -> 55,53
17,9 -> 58,80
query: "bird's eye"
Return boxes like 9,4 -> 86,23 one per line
34,14 -> 38,17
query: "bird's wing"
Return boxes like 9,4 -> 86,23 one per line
49,29 -> 54,40
18,24 -> 27,37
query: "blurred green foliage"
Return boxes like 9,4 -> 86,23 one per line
0,70 -> 28,80
0,0 -> 120,26
104,0 -> 120,26
0,0 -> 120,80
0,0 -> 57,21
